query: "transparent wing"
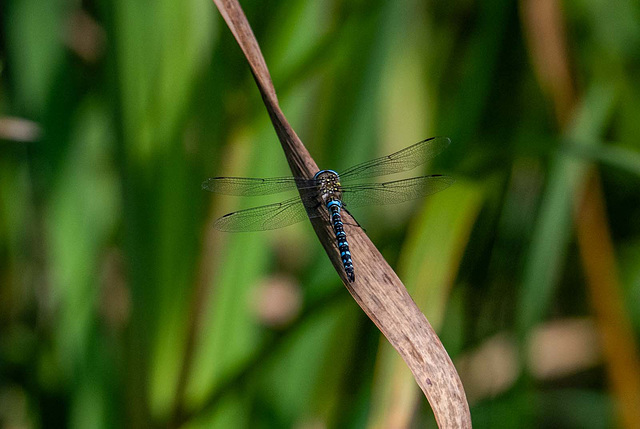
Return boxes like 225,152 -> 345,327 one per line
214,196 -> 322,232
341,175 -> 454,209
202,176 -> 315,196
340,136 -> 450,182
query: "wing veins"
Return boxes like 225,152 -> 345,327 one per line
202,176 -> 316,196
340,136 -> 450,181
213,194 -> 323,232
341,175 -> 454,209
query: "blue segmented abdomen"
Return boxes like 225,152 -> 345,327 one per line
327,200 -> 355,282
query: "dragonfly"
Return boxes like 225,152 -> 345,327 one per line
202,136 -> 454,282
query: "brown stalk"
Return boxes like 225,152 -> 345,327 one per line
202,0 -> 471,427
575,172 -> 640,429
520,1 -> 640,427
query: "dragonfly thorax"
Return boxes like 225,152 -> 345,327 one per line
314,169 -> 343,204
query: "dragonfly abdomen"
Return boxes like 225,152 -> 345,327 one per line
327,200 -> 355,282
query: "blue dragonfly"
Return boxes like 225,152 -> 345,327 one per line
202,136 -> 454,282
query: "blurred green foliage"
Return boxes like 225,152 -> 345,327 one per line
1,0 -> 639,427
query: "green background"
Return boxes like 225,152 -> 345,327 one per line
1,0 -> 640,427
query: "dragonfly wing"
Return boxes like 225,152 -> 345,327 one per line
339,137 -> 450,181
341,175 -> 454,209
202,176 -> 315,196
214,196 -> 321,232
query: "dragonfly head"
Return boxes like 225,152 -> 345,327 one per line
313,169 -> 340,180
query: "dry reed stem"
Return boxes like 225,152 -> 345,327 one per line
209,0 -> 471,427
521,1 -> 640,427
576,173 -> 640,429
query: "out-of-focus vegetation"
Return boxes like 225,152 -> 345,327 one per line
1,0 -> 640,427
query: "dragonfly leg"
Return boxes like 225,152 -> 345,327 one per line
342,207 -> 366,232
303,200 -> 325,219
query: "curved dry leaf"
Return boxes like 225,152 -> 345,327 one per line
210,0 -> 471,426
